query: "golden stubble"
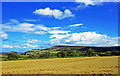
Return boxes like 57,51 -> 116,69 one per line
2,56 -> 119,74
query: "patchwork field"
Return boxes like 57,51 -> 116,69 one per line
2,56 -> 119,74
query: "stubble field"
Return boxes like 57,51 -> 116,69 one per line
2,56 -> 119,74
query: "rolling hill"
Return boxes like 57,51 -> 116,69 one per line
25,45 -> 120,54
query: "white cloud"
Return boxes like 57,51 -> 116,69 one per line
14,23 -> 35,33
2,20 -> 50,34
19,23 -> 34,27
9,19 -> 19,24
27,39 -> 41,43
34,31 -> 47,35
68,32 -> 107,42
75,0 -> 102,6
73,0 -> 103,10
49,30 -> 70,34
35,25 -> 49,31
2,23 -> 35,33
26,43 -> 31,47
51,27 -> 61,29
35,26 -> 60,32
75,0 -> 119,4
33,7 -> 74,19
1,34 -> 8,39
25,43 -> 38,48
69,23 -> 83,27
49,30 -> 71,45
14,46 -> 21,48
2,45 -> 13,48
0,31 -> 8,39
30,45 -> 38,48
113,44 -> 119,46
23,46 -> 27,48
75,0 -> 95,5
2,19 -> 62,35
49,32 -> 119,46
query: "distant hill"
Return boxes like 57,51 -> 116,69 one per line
25,45 -> 120,54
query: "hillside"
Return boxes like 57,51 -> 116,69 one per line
2,45 -> 120,61
25,45 -> 120,54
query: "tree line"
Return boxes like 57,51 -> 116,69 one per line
1,48 -> 120,61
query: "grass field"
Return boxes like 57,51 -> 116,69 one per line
2,56 -> 119,74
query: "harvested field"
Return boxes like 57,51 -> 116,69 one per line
2,56 -> 119,74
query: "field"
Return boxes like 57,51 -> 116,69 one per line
2,56 -> 119,74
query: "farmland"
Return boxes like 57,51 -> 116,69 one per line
2,56 -> 119,74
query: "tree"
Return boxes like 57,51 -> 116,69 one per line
4,52 -> 9,55
66,50 -> 76,57
45,51 -> 51,58
66,50 -> 72,57
86,48 -> 95,56
79,51 -> 83,56
57,54 -> 62,58
57,51 -> 65,58
29,54 -> 36,58
111,51 -> 120,56
105,51 -> 111,56
7,51 -> 19,60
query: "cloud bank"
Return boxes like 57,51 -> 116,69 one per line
49,32 -> 119,46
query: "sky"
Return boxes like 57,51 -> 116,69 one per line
0,1 -> 119,52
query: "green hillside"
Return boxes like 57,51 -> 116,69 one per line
25,45 -> 120,54
1,45 -> 120,61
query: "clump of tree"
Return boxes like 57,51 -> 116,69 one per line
7,51 -> 19,60
57,51 -> 66,58
39,51 -> 51,58
110,51 -> 120,56
97,51 -> 120,56
29,54 -> 37,59
85,48 -> 95,56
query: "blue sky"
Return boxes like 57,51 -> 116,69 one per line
0,1 -> 119,52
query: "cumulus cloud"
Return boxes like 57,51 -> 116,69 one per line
69,23 -> 83,27
69,32 -> 107,41
0,31 -> 8,39
2,20 -> 48,34
33,7 -> 74,19
2,19 -> 63,35
49,32 -> 119,46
